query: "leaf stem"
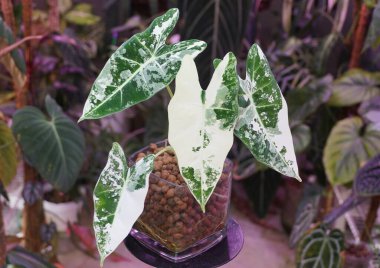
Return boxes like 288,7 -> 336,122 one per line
166,85 -> 174,98
155,146 -> 174,157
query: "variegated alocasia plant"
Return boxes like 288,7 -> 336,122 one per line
79,8 -> 301,265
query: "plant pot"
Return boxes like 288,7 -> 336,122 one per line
129,141 -> 233,262
44,200 -> 83,232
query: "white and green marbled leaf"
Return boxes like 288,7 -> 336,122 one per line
168,53 -> 238,211
234,44 -> 301,181
80,8 -> 206,121
93,143 -> 154,265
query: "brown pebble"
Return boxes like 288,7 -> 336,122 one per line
166,188 -> 175,198
168,175 -> 177,182
173,233 -> 183,239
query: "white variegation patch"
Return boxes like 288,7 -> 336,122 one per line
168,53 -> 238,211
93,143 -> 154,266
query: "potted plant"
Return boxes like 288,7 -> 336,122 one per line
79,8 -> 301,265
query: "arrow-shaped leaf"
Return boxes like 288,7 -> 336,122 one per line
168,53 -> 238,211
80,8 -> 206,121
234,44 -> 301,181
93,143 -> 154,265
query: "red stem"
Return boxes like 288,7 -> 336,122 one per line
349,3 -> 371,69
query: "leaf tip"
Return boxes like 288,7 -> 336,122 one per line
200,204 -> 206,213
77,116 -> 85,123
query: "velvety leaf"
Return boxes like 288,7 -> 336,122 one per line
179,0 -> 251,86
323,117 -> 380,185
93,143 -> 154,265
291,124 -> 311,153
289,184 -> 321,248
364,1 -> 380,51
0,122 -> 17,186
234,44 -> 301,181
287,75 -> 333,126
0,17 -> 26,73
328,69 -> 380,107
296,226 -> 344,268
168,53 -> 238,211
354,154 -> 380,197
80,8 -> 206,121
359,96 -> 380,127
12,96 -> 85,192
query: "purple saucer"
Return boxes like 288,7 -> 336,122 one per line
124,218 -> 244,268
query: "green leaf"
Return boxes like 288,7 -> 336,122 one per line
328,69 -> 380,107
296,226 -> 344,268
289,184 -> 321,248
234,44 -> 301,181
80,8 -> 206,121
323,117 -> 380,185
0,17 -> 26,74
291,124 -> 311,153
312,32 -> 341,75
64,3 -> 101,26
0,122 -> 17,186
364,1 -> 380,50
287,75 -> 333,127
180,0 -> 252,85
168,53 -> 238,211
93,143 -> 154,265
12,96 -> 85,192
245,169 -> 281,218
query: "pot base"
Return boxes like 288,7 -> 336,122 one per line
125,218 -> 243,267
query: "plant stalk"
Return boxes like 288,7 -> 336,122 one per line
19,0 -> 45,253
323,185 -> 334,216
22,165 -> 45,252
155,146 -> 174,157
166,85 -> 174,98
360,196 -> 380,243
348,3 -> 372,68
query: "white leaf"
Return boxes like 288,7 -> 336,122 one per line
168,53 -> 238,211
